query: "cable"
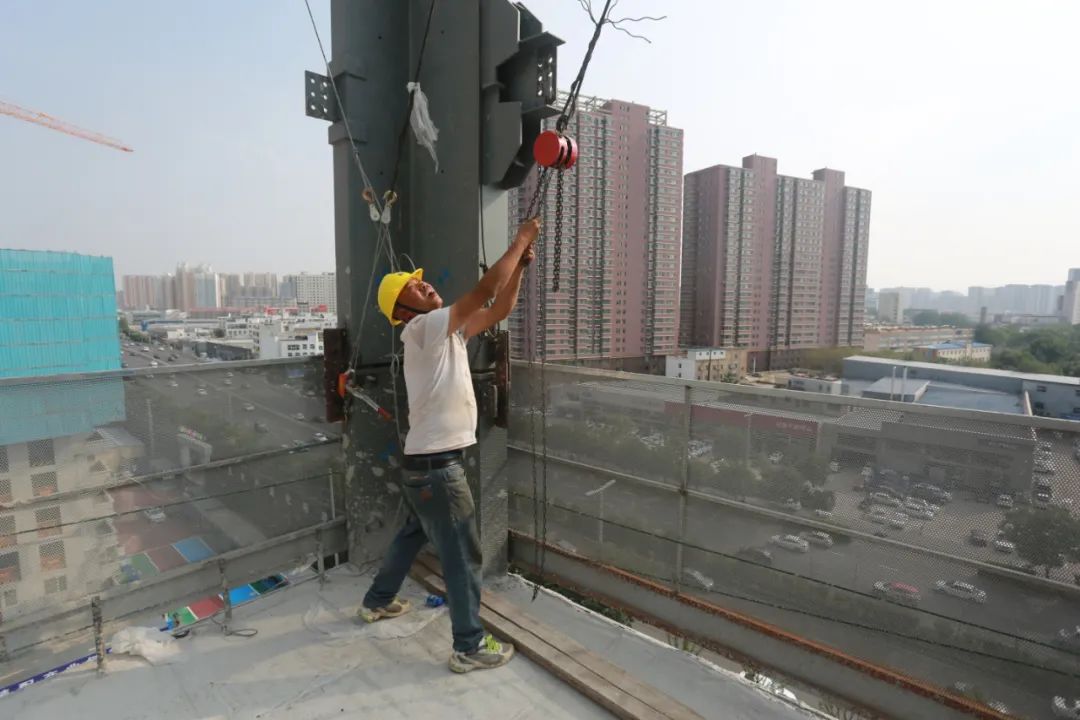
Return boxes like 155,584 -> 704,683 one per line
302,0 -> 383,216
209,613 -> 258,638
388,0 -> 439,196
303,0 -> 403,373
506,490 -> 1080,659
556,0 -> 615,133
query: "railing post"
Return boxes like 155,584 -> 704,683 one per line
218,559 -> 232,634
91,596 -> 106,676
328,469 -> 336,519
674,384 -> 691,594
316,528 -> 327,587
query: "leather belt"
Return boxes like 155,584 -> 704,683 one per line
401,450 -> 463,472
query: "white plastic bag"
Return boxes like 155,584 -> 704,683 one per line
110,626 -> 182,665
406,82 -> 439,172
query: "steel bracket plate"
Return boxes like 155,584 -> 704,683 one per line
305,70 -> 339,121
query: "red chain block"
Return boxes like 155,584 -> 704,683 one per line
533,130 -> 578,170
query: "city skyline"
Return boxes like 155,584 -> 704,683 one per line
2,1 -> 1079,289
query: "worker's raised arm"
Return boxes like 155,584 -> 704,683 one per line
448,218 -> 539,336
462,245 -> 533,339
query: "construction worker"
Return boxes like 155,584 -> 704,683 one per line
358,217 -> 539,673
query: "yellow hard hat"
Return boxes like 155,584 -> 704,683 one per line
378,269 -> 423,325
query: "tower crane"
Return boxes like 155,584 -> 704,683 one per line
1,100 -> 133,153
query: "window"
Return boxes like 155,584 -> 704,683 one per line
0,446 -> 7,473
28,439 -> 55,467
2,588 -> 15,608
0,515 -> 13,548
0,478 -> 10,504
40,541 -> 65,571
31,472 -> 58,497
0,552 -> 19,584
44,576 -> 67,595
36,506 -> 61,539
1037,385 -> 1047,392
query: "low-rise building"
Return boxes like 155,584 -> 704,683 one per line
917,341 -> 991,363
665,348 -> 747,382
863,325 -> 973,352
255,316 -> 336,360
786,374 -> 844,395
843,355 -> 1080,420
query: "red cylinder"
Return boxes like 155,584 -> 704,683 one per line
533,130 -> 578,170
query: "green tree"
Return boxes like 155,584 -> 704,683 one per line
760,465 -> 805,502
1000,506 -> 1080,577
908,309 -> 972,327
718,462 -> 754,499
793,454 -> 829,487
800,486 -> 836,511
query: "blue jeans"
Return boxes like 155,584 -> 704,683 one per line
363,461 -> 485,653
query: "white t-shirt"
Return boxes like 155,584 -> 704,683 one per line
400,307 -> 477,455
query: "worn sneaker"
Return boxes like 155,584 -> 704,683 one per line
357,597 -> 411,623
448,634 -> 515,673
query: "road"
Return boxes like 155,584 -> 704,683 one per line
114,339 -> 343,545
507,450 -> 1080,720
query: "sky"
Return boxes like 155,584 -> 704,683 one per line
1,0 -> 1078,291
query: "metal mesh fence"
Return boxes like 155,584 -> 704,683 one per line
0,359 -> 343,686
510,362 -> 1080,720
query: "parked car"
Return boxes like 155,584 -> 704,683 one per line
904,506 -> 935,520
911,483 -> 952,504
868,508 -> 890,525
779,498 -> 801,512
736,547 -> 774,566
1035,461 -> 1055,474
1055,626 -> 1080,649
828,461 -> 840,473
969,528 -> 990,547
870,492 -> 901,507
770,534 -> 809,553
196,388 -> 207,396
872,581 -> 921,607
223,379 -> 233,386
1034,492 -> 1052,507
254,421 -> 269,433
813,509 -> 834,519
887,513 -> 907,530
687,440 -> 712,459
313,432 -> 329,443
293,412 -> 306,421
993,539 -> 1016,554
1052,697 -> 1080,719
143,507 -> 166,523
934,580 -> 987,603
996,494 -> 1014,509
801,531 -> 834,548
768,452 -> 783,465
243,403 -> 255,411
1039,440 -> 1053,451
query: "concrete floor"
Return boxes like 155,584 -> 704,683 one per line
4,567 -> 817,720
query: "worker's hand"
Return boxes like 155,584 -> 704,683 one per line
519,245 -> 536,267
516,217 -> 541,247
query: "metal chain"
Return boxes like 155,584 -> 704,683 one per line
529,219 -> 549,597
552,170 -> 565,293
